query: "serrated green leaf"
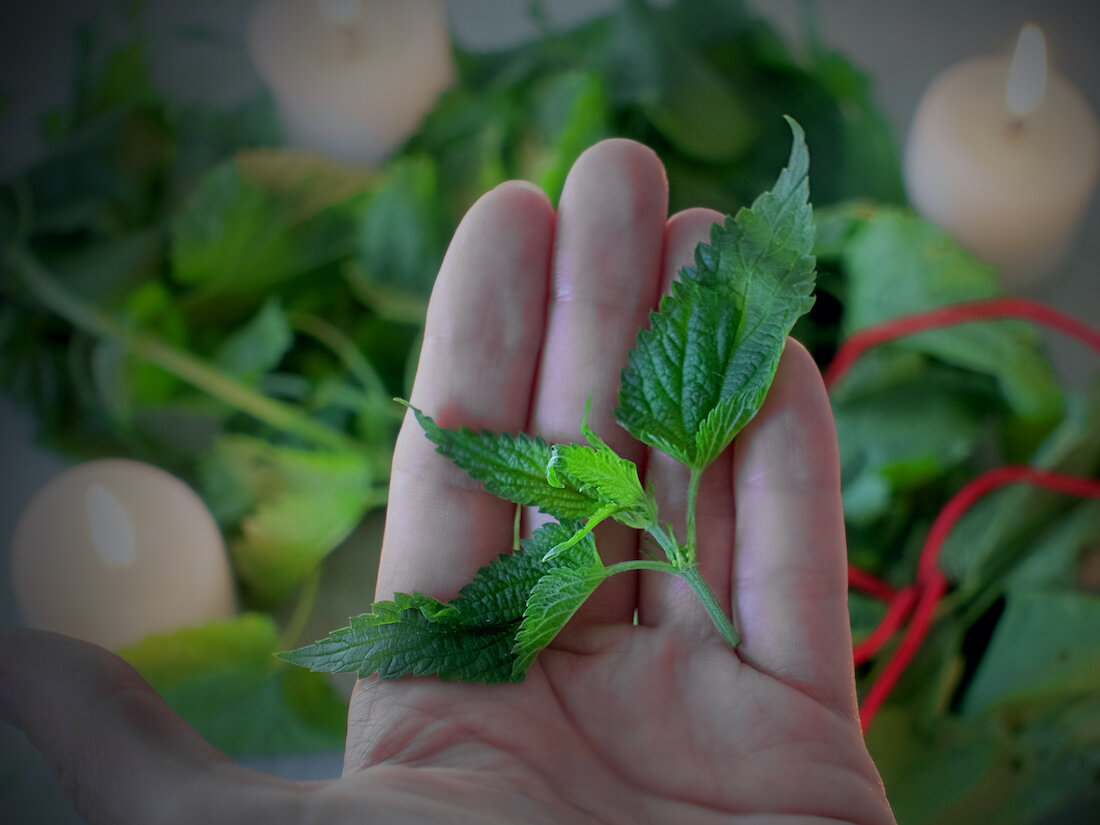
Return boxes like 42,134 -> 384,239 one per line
118,614 -> 346,755
282,522 -> 598,683
453,520 -> 596,619
512,565 -> 608,678
280,591 -> 518,683
616,117 -> 816,469
546,403 -> 656,537
406,404 -> 604,521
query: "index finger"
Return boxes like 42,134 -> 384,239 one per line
375,180 -> 555,599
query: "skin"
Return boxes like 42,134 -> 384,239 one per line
0,139 -> 896,825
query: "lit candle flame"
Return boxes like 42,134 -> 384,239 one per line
1005,24 -> 1047,118
86,483 -> 137,568
317,0 -> 363,26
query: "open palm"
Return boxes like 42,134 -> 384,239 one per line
0,140 -> 894,825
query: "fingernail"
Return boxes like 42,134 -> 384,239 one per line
494,179 -> 549,200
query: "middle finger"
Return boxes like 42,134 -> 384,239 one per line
528,139 -> 670,627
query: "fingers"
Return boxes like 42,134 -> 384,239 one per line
377,181 -> 555,598
528,139 -> 669,625
731,340 -> 858,718
0,629 -> 304,825
638,208 -> 733,641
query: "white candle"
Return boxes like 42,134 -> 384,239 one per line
247,0 -> 454,168
904,24 -> 1100,291
9,459 -> 238,650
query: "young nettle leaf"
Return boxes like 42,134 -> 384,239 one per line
402,403 -> 605,521
512,564 -> 608,679
281,522 -> 599,683
453,521 -> 595,622
616,116 -> 817,469
280,591 -> 518,683
544,402 -> 656,559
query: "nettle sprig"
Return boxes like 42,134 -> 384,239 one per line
281,118 -> 816,683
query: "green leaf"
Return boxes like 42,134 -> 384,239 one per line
512,564 -> 608,678
832,349 -> 1001,524
198,435 -> 373,601
865,709 -> 1005,825
841,208 -> 1064,430
169,156 -> 367,293
212,298 -> 292,383
282,522 -> 598,683
631,10 -> 756,164
521,69 -> 610,203
118,614 -> 346,755
279,591 -> 518,683
1007,502 -> 1100,592
234,490 -> 373,603
963,591 -> 1100,718
939,387 -> 1100,597
405,404 -> 605,521
849,591 -> 889,645
356,156 -> 449,295
617,116 -> 816,469
547,403 -> 656,534
453,521 -> 595,622
802,48 -> 906,206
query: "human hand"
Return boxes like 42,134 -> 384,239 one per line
0,140 -> 896,824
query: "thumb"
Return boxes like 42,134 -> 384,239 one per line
0,628 -> 308,824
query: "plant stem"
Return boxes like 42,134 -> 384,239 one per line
287,311 -> 398,413
276,565 -> 322,655
644,524 -> 682,565
679,563 -> 740,648
8,245 -> 364,455
685,467 -> 703,563
604,559 -> 677,576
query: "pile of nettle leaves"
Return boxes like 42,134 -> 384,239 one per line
0,1 -> 1096,822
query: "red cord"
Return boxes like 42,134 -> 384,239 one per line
916,466 -> 1100,584
853,585 -> 918,666
859,573 -> 948,730
827,297 -> 1100,732
857,469 -> 1100,731
823,298 -> 1100,391
848,565 -> 897,601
